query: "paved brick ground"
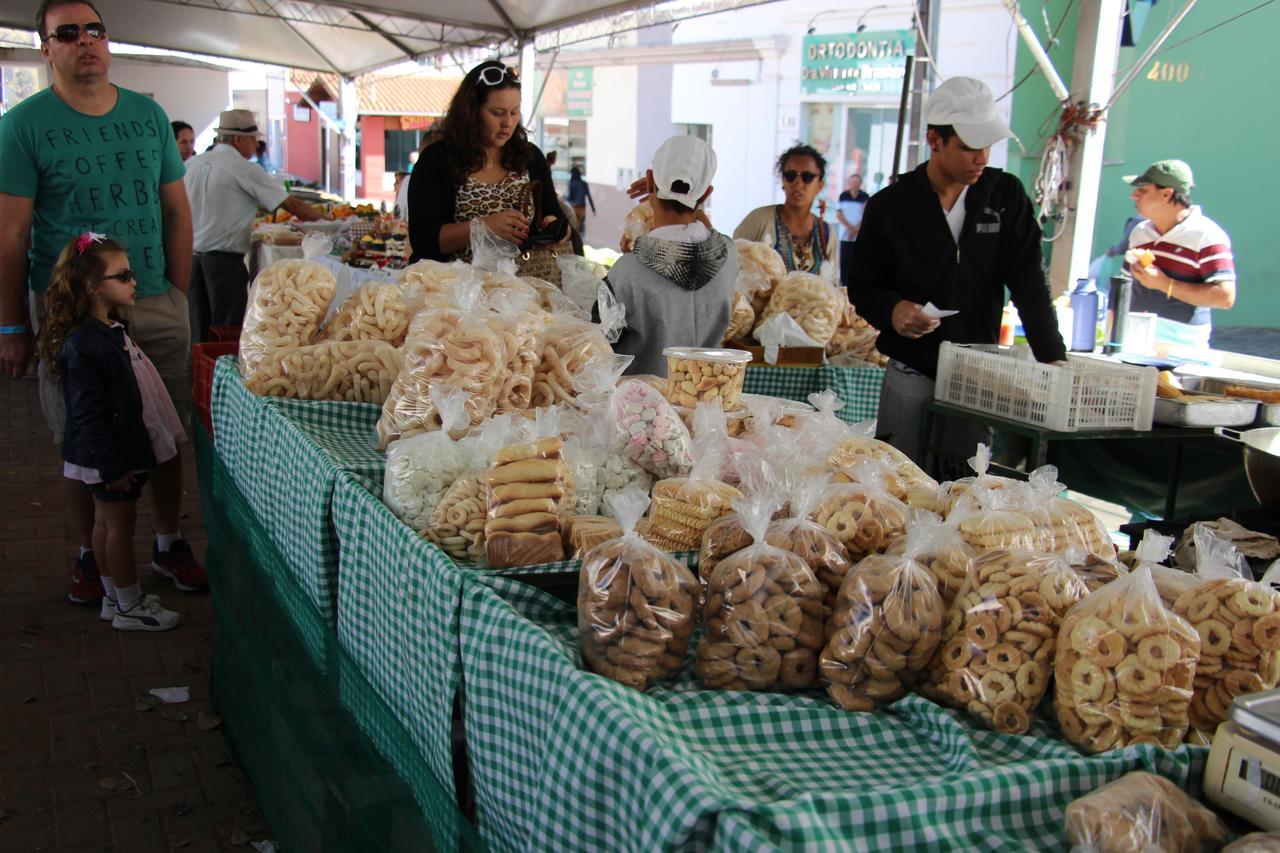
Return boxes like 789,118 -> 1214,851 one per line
1,373 -> 271,851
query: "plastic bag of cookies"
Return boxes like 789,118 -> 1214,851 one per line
578,486 -> 698,691
810,478 -> 909,562
423,413 -> 521,563
735,239 -> 786,317
611,378 -> 694,479
1054,532 -> 1201,753
564,514 -> 623,559
939,444 -> 1022,519
484,436 -> 572,569
376,281 -> 507,446
696,494 -> 825,691
242,339 -> 402,403
832,455 -> 943,515
531,315 -> 614,410
383,384 -> 477,531
646,439 -> 742,553
766,473 -> 852,614
1067,546 -> 1128,593
1172,528 -> 1280,734
925,549 -> 1087,734
1064,771 -> 1226,853
819,531 -> 945,711
755,271 -> 842,346
886,510 -> 975,607
724,288 -> 755,343
316,280 -> 410,346
488,298 -> 547,413
239,259 -> 338,378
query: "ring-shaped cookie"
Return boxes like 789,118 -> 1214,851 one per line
1136,634 -> 1181,673
988,643 -> 1024,674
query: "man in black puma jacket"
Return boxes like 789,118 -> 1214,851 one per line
848,76 -> 1065,467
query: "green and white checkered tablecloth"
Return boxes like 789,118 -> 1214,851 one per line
458,578 -> 1208,851
742,364 -> 883,424
211,358 -> 387,642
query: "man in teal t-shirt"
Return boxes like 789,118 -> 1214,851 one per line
0,0 -> 205,606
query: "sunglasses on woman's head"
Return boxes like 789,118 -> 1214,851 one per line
782,170 -> 819,185
100,270 -> 135,283
477,65 -> 518,86
45,22 -> 107,43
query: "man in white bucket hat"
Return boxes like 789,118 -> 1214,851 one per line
847,76 -> 1066,473
184,109 -> 321,342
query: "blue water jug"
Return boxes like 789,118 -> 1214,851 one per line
1069,278 -> 1099,352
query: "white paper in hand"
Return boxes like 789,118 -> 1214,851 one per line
922,302 -> 959,319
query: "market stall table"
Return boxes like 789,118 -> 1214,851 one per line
918,399 -> 1254,519
202,360 -> 1225,850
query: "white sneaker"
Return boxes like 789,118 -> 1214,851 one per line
101,594 -> 160,621
112,596 -> 181,631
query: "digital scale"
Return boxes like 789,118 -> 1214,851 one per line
1205,689 -> 1280,830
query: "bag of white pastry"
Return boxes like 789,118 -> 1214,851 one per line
569,355 -> 653,516
486,295 -> 547,413
376,277 -> 508,447
809,471 -> 910,562
646,434 -> 743,553
242,339 -> 403,403
611,377 -> 694,480
766,472 -> 852,615
484,428 -> 573,569
1064,771 -> 1226,853
424,413 -> 520,563
886,509 -> 975,607
734,239 -> 786,317
1168,526 -> 1280,735
1054,532 -> 1201,753
397,259 -> 471,311
939,444 -> 1021,518
696,493 -> 825,691
578,486 -> 698,690
239,259 -> 338,378
755,271 -> 843,347
818,528 -> 945,711
947,480 -> 1042,554
924,549 -> 1087,734
316,279 -> 411,346
383,384 -> 477,532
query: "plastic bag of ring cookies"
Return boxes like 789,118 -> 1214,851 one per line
1064,771 -> 1226,853
578,487 -> 698,691
886,510 -> 975,608
1054,532 -> 1201,753
923,549 -> 1088,734
239,259 -> 337,378
696,494 -> 825,691
818,529 -> 945,711
765,472 -> 852,617
1172,528 -> 1280,736
809,476 -> 909,563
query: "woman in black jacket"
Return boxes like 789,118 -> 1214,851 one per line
407,61 -> 567,283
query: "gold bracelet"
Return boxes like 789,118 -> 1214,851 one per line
1166,280 -> 1174,299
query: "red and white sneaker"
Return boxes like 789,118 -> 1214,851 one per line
150,540 -> 208,592
68,552 -> 105,605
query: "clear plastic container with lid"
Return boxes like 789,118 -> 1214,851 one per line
663,347 -> 753,411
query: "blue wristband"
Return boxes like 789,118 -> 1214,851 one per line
0,324 -> 29,335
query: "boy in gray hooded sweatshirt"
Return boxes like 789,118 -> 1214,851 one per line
601,135 -> 738,376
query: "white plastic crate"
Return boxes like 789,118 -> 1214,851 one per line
933,343 -> 1156,432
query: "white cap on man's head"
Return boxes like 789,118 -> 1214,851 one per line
924,77 -> 1011,149
652,135 -> 716,208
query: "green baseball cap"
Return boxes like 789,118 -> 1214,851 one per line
1123,159 -> 1194,194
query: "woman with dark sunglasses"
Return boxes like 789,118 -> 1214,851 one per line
733,144 -> 840,280
406,60 -> 567,283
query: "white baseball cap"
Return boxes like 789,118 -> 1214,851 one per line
651,135 -> 717,208
924,77 -> 1011,149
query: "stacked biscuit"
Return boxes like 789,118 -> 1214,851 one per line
1054,575 -> 1201,752
1171,577 -> 1280,732
697,513 -> 753,585
696,548 -> 824,690
485,438 -> 570,569
1039,498 -> 1117,557
647,478 -> 742,552
578,538 -> 697,691
819,554 -> 944,711
925,551 -> 1088,734
564,515 -> 622,558
425,473 -> 487,561
1070,553 -> 1128,593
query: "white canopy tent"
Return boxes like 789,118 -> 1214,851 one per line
0,0 -> 778,77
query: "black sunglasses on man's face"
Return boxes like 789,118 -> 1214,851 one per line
45,22 -> 108,43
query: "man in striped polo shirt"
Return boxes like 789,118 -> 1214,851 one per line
1124,159 -> 1235,346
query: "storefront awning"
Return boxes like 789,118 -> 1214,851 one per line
0,0 -> 780,77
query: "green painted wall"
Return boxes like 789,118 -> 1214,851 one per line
1008,1 -> 1278,327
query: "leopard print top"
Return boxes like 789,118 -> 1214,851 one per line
453,170 -> 561,283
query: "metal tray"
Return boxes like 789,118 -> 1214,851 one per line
1188,376 -> 1280,426
1153,392 -> 1258,427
